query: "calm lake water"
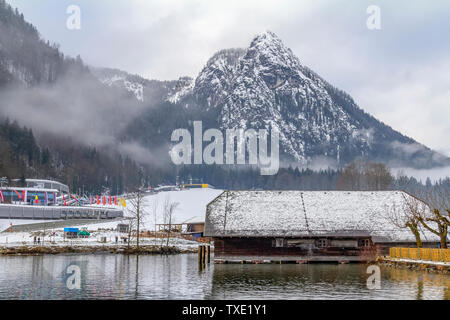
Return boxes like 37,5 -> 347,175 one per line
0,254 -> 448,300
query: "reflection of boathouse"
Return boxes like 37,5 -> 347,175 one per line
204,191 -> 441,263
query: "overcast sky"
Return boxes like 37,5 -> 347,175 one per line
7,0 -> 450,159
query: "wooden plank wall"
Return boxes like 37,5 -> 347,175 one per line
214,237 -> 366,257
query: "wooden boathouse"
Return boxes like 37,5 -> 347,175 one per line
204,191 -> 441,263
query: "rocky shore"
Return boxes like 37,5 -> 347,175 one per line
377,257 -> 450,275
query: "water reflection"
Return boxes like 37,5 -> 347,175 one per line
208,263 -> 449,300
0,254 -> 447,300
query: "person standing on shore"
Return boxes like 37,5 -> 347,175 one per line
37,237 -> 40,245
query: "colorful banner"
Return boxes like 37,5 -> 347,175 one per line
97,195 -> 100,205
70,194 -> 79,203
13,190 -> 22,200
0,190 -> 4,202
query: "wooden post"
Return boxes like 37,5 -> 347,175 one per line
201,245 -> 205,265
198,245 -> 202,266
207,245 -> 210,264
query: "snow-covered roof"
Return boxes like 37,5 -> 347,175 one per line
181,216 -> 205,224
204,190 -> 440,243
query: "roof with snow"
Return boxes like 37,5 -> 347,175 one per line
181,216 -> 205,224
204,190 -> 440,243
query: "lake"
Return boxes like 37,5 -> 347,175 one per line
0,254 -> 448,300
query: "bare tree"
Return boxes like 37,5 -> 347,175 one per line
152,199 -> 159,238
388,194 -> 424,247
127,216 -> 136,250
336,160 -> 363,190
364,162 -> 393,191
417,187 -> 449,249
337,160 -> 392,191
162,196 -> 179,248
127,189 -> 148,250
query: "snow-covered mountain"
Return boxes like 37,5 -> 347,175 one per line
161,31 -> 448,168
91,67 -> 182,105
193,48 -> 245,109
94,68 -> 145,101
1,0 -> 447,172
167,76 -> 195,104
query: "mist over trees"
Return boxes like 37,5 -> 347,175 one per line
0,117 -> 151,194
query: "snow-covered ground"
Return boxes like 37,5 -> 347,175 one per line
86,188 -> 223,229
0,229 -> 200,250
388,258 -> 449,267
0,219 -> 58,231
0,188 -> 223,249
135,188 -> 223,228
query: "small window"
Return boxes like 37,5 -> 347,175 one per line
358,239 -> 371,247
274,238 -> 286,247
317,239 -> 328,248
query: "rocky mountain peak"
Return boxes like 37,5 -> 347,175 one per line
193,48 -> 245,108
162,31 -> 448,168
103,31 -> 450,169
246,31 -> 302,73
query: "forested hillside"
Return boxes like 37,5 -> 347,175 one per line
0,118 -> 153,193
0,0 -> 88,86
0,1 -> 156,193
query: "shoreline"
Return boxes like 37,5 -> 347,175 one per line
0,244 -> 198,256
377,256 -> 450,275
